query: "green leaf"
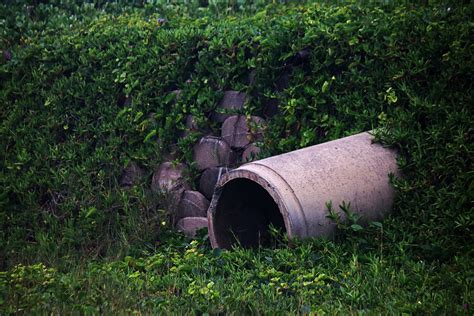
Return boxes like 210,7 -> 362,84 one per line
370,221 -> 383,229
350,224 -> 363,232
85,207 -> 96,218
144,129 -> 157,143
321,81 -> 330,93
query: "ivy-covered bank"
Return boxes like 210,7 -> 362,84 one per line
1,1 -> 472,313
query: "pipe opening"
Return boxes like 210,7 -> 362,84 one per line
213,178 -> 286,248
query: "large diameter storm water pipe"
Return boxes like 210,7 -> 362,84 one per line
207,132 -> 400,249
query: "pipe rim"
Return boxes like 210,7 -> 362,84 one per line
207,167 -> 301,248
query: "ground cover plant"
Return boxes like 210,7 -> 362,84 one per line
0,0 -> 473,313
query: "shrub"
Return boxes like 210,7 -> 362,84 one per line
0,1 -> 472,313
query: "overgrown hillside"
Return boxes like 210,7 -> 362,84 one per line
1,1 -> 472,313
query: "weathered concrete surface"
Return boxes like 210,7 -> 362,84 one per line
178,115 -> 199,138
151,162 -> 189,212
212,91 -> 247,123
185,115 -> 198,131
151,162 -> 189,193
199,167 -> 231,200
120,161 -> 144,188
177,190 -> 210,219
208,132 -> 401,249
176,217 -> 208,237
242,144 -> 261,162
3,50 -> 12,61
221,115 -> 265,149
193,136 -> 233,170
171,89 -> 181,99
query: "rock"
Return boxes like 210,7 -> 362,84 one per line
177,190 -> 210,219
199,167 -> 231,199
151,162 -> 190,210
221,115 -> 250,149
148,112 -> 157,126
117,94 -> 131,107
229,150 -> 239,166
272,50 -> 311,95
120,161 -> 145,188
151,162 -> 189,193
285,48 -> 311,67
193,136 -> 233,170
212,91 -> 247,123
296,48 -> 311,63
162,144 -> 179,161
171,89 -> 181,98
263,97 -> 280,118
166,90 -> 181,105
157,17 -> 167,24
179,115 -> 199,138
281,48 -> 311,69
275,67 -> 292,92
242,144 -> 261,162
176,217 -> 208,237
26,5 -> 34,17
221,115 -> 265,149
246,70 -> 257,86
185,115 -> 198,130
3,50 -> 12,61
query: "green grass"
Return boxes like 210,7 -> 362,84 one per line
1,0 -> 473,313
2,233 -> 472,314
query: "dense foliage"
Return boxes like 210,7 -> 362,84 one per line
1,0 -> 472,313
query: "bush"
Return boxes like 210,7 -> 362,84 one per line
0,1 -> 472,313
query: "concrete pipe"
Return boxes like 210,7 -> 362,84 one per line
207,132 -> 400,249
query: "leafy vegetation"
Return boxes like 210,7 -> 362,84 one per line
1,0 -> 472,313
2,236 -> 471,314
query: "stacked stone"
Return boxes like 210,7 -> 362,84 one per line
119,90 -> 270,237
158,91 -> 266,237
118,49 -> 310,238
118,90 -> 266,237
175,91 -> 265,237
120,90 -> 271,237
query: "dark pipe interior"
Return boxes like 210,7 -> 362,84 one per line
213,179 -> 286,248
